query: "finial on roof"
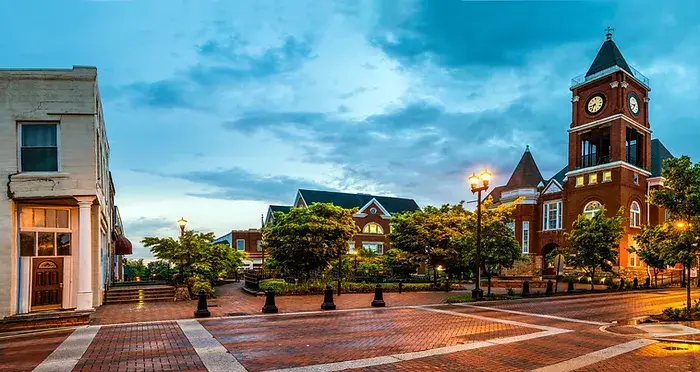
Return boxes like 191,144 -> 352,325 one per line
525,145 -> 530,152
605,26 -> 614,41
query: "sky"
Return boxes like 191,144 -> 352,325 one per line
2,0 -> 700,258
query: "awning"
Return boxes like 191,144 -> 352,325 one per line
114,233 -> 133,255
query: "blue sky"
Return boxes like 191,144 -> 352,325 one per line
2,0 -> 699,257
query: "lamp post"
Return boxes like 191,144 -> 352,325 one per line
468,169 -> 492,300
177,217 -> 188,237
177,217 -> 188,283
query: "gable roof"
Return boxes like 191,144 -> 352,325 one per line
269,205 -> 292,214
505,146 -> 545,189
484,185 -> 505,204
651,139 -> 674,177
586,38 -> 633,78
549,166 -> 568,186
297,189 -> 420,214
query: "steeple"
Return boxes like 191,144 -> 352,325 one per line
585,27 -> 632,78
505,146 -> 544,189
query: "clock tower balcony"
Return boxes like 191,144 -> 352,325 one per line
570,64 -> 650,90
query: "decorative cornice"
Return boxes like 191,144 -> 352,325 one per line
609,81 -> 619,88
620,81 -> 629,89
643,97 -> 650,103
565,161 -> 652,178
572,95 -> 580,102
569,113 -> 651,134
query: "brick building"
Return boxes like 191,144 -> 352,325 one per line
0,66 -> 131,317
488,33 -> 674,278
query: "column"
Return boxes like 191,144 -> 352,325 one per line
76,196 -> 95,311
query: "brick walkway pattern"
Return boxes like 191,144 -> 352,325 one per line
0,329 -> 73,372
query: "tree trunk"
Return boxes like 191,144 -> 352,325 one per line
654,270 -> 658,288
433,263 -> 438,285
687,264 -> 692,313
590,267 -> 595,291
487,274 -> 492,296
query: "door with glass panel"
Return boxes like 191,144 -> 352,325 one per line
31,258 -> 64,310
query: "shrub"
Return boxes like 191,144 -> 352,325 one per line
190,276 -> 214,297
660,300 -> 700,320
259,280 -> 461,295
506,288 -> 516,296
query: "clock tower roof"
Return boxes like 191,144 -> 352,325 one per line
585,36 -> 632,78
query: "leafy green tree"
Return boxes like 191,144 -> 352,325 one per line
262,203 -> 357,280
146,260 -> 172,281
354,247 -> 386,277
124,259 -> 147,281
650,155 -> 700,312
383,248 -> 421,278
633,225 -> 668,288
563,206 -> 625,290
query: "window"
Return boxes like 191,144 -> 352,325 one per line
664,209 -> 671,222
506,222 -> 515,236
256,240 -> 262,252
543,201 -> 562,230
625,128 -> 643,167
583,201 -> 602,219
630,202 -> 641,227
236,239 -> 245,251
369,207 -> 377,215
628,236 -> 640,267
20,123 -> 59,172
579,126 -> 611,168
589,173 -> 598,184
633,173 -> 639,185
522,221 -> 529,254
576,176 -> 584,187
19,208 -> 71,256
348,242 -> 355,253
603,171 -> 612,182
362,222 -> 384,234
362,242 -> 384,254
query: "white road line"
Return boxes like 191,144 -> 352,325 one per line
33,325 -> 101,372
456,303 -> 608,326
531,338 -> 657,372
415,306 -> 570,332
177,319 -> 248,372
265,330 -> 563,372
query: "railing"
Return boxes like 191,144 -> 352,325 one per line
571,65 -> 650,89
577,154 -> 611,169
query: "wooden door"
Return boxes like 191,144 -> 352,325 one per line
31,258 -> 63,311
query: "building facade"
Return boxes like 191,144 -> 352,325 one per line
213,229 -> 264,270
489,34 -> 673,278
0,66 -> 131,318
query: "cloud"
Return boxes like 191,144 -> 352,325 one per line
122,217 -> 178,258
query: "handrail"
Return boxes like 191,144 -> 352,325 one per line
571,65 -> 650,89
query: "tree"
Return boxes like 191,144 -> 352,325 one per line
633,225 -> 668,288
354,247 -> 386,277
383,248 -> 421,278
146,260 -> 172,281
650,155 -> 700,312
262,203 -> 357,280
124,259 -> 147,281
564,206 -> 625,290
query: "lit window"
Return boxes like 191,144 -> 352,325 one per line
543,201 -> 562,230
20,123 -> 59,172
19,208 -> 71,256
348,242 -> 355,253
628,236 -> 640,267
603,171 -> 612,182
589,173 -> 598,184
630,202 -> 641,227
522,221 -> 529,254
362,222 -> 384,234
362,242 -> 384,254
236,239 -> 245,251
576,176 -> 584,187
583,201 -> 602,219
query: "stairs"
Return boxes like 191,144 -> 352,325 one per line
105,285 -> 175,304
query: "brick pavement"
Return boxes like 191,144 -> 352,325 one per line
0,329 -> 73,371
574,342 -> 700,371
73,322 -> 206,372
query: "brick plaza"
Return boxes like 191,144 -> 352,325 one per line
2,288 -> 700,371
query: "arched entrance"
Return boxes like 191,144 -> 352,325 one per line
542,243 -> 561,277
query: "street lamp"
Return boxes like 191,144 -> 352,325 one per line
177,217 -> 188,237
468,169 -> 492,300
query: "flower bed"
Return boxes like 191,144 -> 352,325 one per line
256,279 -> 462,296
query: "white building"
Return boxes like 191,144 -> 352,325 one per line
0,66 -> 131,317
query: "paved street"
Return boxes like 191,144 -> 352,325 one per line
2,288 -> 700,371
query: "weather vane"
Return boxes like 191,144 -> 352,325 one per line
605,26 -> 614,40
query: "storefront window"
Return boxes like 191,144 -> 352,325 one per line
19,207 -> 71,256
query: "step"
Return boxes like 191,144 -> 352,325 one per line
0,311 -> 90,333
105,296 -> 175,304
106,289 -> 175,296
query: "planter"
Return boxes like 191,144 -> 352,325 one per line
174,286 -> 190,301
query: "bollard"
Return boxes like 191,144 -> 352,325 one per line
262,287 -> 279,314
398,280 -> 403,294
697,278 -> 700,288
633,277 -> 639,290
371,284 -> 386,307
321,285 -> 336,310
567,279 -> 575,293
645,277 -> 651,288
194,289 -> 211,318
521,280 -> 530,297
546,280 -> 554,295
618,278 -> 625,291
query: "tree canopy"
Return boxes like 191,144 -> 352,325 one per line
633,225 -> 668,287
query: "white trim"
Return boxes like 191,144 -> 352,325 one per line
542,180 -> 562,195
456,304 -> 608,326
522,221 -> 529,254
357,198 -> 391,217
568,113 -> 651,135
17,122 -> 63,173
531,339 -> 656,372
647,176 -> 664,187
33,325 -> 101,372
542,200 -> 563,231
177,320 -> 247,372
565,161 -> 651,177
294,190 -> 307,207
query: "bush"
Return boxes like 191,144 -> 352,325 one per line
660,300 -> 700,320
445,293 -> 519,304
259,280 -> 462,295
506,288 -> 516,296
189,276 -> 214,297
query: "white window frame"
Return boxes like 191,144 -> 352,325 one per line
589,173 -> 598,184
522,221 -> 529,254
630,201 -> 641,228
628,235 -> 640,267
362,242 -> 384,254
542,201 -> 562,231
603,170 -> 612,182
18,123 -> 61,173
19,207 -> 72,256
362,222 -> 384,234
583,201 -> 602,219
576,176 -> 584,187
348,241 -> 355,253
236,239 -> 245,251
506,222 -> 515,237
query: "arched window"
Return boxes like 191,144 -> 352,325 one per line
362,222 -> 384,234
630,201 -> 641,227
583,201 -> 602,219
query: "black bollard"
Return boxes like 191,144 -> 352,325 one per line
398,280 -> 403,294
262,287 -> 279,314
371,284 -> 386,307
645,277 -> 651,288
633,277 -> 639,289
521,280 -> 530,297
618,278 -> 625,291
194,289 -> 211,318
567,279 -> 575,293
321,285 -> 336,310
546,280 -> 554,295
697,277 -> 700,288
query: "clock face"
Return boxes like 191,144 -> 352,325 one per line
586,94 -> 605,115
628,93 -> 640,116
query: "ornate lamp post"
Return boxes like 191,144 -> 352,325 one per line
468,169 -> 492,300
177,217 -> 188,237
